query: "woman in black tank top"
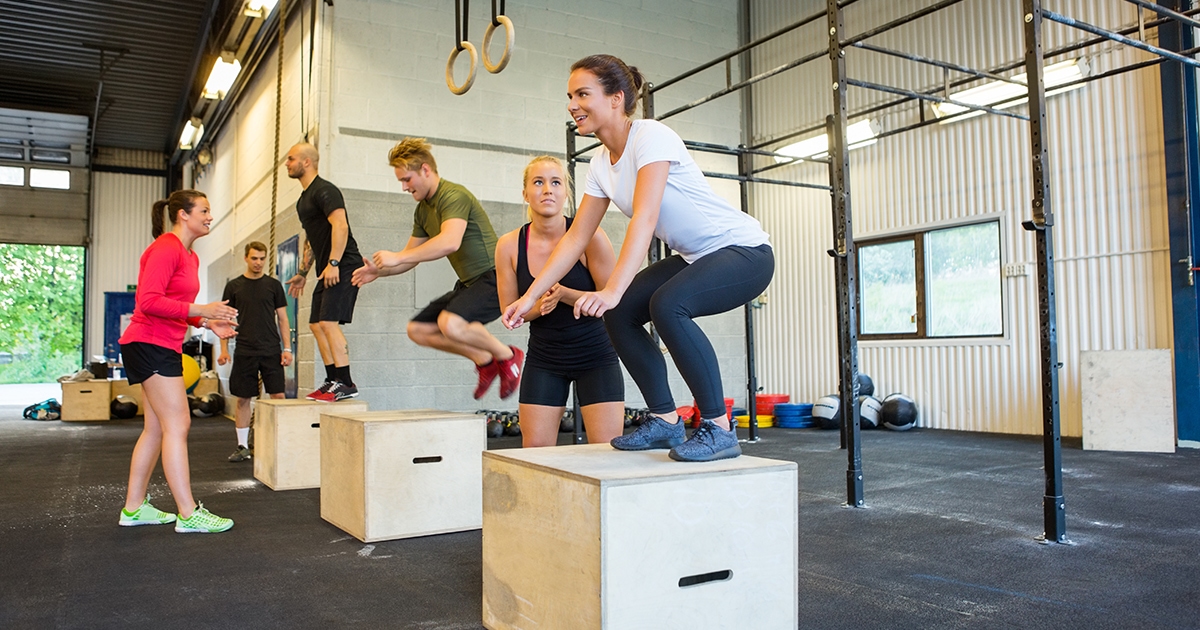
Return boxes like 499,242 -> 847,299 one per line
495,156 -> 625,447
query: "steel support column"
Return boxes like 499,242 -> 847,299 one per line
1021,0 -> 1068,544
828,0 -> 864,508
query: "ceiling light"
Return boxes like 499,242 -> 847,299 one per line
202,53 -> 242,100
774,120 -> 880,162
244,0 -> 279,18
179,118 -> 204,150
932,59 -> 1090,122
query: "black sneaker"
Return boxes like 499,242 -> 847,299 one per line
327,382 -> 359,402
227,446 -> 252,462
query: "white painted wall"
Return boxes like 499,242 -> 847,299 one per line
193,0 -> 751,413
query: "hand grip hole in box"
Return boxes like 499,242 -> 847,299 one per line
413,456 -> 443,464
678,569 -> 732,588
311,423 -> 320,428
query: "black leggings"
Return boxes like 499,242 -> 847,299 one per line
603,244 -> 774,420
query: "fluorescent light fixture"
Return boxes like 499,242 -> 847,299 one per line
179,118 -> 204,150
932,59 -> 1089,122
244,0 -> 278,18
201,53 -> 242,100
774,119 -> 880,163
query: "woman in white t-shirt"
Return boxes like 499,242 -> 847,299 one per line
502,54 -> 774,462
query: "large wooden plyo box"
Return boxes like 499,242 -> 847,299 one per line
320,409 -> 485,543
482,445 -> 798,630
254,399 -> 369,490
61,380 -> 112,421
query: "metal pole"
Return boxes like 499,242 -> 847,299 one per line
828,0 -> 864,508
739,0 -> 757,444
1042,9 -> 1200,69
566,122 -> 577,216
1022,0 -> 1068,545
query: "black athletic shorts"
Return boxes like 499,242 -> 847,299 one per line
121,342 -> 183,385
310,269 -> 360,324
228,353 -> 286,398
518,362 -> 624,407
411,269 -> 501,325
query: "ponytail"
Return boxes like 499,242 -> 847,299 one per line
571,54 -> 648,117
151,189 -> 207,238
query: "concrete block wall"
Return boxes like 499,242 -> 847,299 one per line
194,0 -> 755,414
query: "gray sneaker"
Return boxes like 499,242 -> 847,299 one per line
227,446 -> 252,462
669,420 -> 741,462
611,416 -> 686,450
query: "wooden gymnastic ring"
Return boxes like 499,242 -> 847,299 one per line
446,41 -> 478,95
483,15 -> 515,74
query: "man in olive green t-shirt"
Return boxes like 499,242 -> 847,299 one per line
352,137 -> 523,400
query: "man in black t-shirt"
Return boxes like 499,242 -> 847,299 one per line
218,242 -> 292,462
283,142 -> 365,402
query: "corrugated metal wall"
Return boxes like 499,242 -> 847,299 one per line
88,166 -> 165,358
747,0 -> 1171,436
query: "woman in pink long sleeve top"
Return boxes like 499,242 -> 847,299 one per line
117,189 -> 239,533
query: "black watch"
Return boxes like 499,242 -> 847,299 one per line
328,259 -> 339,267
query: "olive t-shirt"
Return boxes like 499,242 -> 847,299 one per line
412,179 -> 497,284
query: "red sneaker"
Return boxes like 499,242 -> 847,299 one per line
309,381 -> 338,403
474,360 -> 500,399
305,380 -> 332,401
498,346 -> 524,400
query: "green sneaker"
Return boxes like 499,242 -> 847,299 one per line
118,496 -> 176,527
175,503 -> 233,533
227,446 -> 252,462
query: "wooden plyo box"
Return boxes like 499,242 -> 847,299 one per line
193,375 -> 219,396
60,380 -> 112,421
482,445 -> 798,630
320,409 -> 485,543
110,379 -> 144,414
253,399 -> 369,490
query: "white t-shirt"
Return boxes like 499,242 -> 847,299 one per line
583,119 -> 771,263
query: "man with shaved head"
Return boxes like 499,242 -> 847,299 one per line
284,142 -> 365,402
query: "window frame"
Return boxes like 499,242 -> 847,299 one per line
856,219 -> 1003,341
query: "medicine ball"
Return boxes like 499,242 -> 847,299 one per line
110,395 -> 138,419
812,395 -> 842,430
856,373 -> 875,397
857,395 -> 882,430
880,393 -> 918,431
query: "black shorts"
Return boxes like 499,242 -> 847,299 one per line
411,269 -> 501,325
310,269 -> 360,324
228,353 -> 286,398
121,342 -> 182,385
519,362 -> 624,407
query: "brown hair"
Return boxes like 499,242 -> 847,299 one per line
245,241 -> 268,257
387,137 -> 438,173
570,54 -> 647,117
151,189 -> 207,238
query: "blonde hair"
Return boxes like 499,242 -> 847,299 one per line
387,137 -> 438,173
522,156 -> 573,220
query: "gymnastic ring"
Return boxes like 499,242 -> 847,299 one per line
446,41 -> 478,95
482,15 -> 515,74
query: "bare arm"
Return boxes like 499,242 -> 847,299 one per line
276,305 -> 293,366
286,240 -> 313,297
496,230 -> 550,323
320,209 -> 351,288
374,218 -> 467,269
572,161 -> 669,319
551,226 -> 618,306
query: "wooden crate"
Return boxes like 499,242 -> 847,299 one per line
482,445 -> 798,630
60,380 -> 112,422
253,398 -> 369,490
320,409 -> 485,543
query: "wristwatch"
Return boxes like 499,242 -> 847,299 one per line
328,259 -> 339,267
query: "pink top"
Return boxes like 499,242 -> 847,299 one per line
119,232 -> 202,352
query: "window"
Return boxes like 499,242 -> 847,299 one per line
857,220 -> 1002,339
0,165 -> 22,186
29,168 -> 70,190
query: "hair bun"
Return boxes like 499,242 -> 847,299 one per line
628,65 -> 646,90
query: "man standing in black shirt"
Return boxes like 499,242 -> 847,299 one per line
283,142 -> 365,402
218,242 -> 292,462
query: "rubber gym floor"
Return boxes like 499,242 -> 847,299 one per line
1,406 -> 1197,630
